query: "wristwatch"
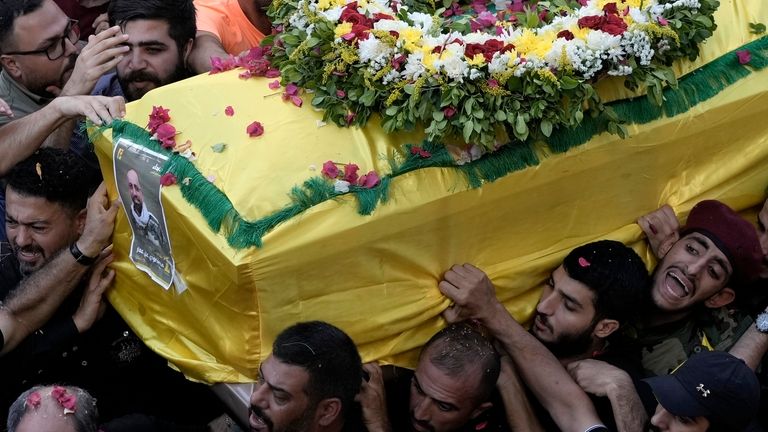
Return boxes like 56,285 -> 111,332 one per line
756,312 -> 768,334
69,242 -> 97,266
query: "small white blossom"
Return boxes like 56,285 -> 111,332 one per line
334,180 -> 351,193
408,12 -> 434,33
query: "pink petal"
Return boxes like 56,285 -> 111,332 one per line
285,83 -> 299,96
268,80 -> 281,90
26,392 -> 41,408
657,16 -> 668,26
265,69 -> 281,78
358,170 -> 380,188
343,163 -> 359,183
160,173 -> 177,186
321,160 -> 339,178
224,106 -> 235,116
290,95 -> 303,107
736,50 -> 751,65
247,121 -> 264,137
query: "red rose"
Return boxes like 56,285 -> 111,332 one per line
464,43 -> 486,59
557,30 -> 575,40
372,12 -> 393,21
340,3 -> 372,28
577,15 -> 604,29
602,2 -> 618,14
601,14 -> 627,35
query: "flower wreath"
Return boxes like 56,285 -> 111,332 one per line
266,0 -> 719,152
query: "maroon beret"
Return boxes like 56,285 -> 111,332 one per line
682,200 -> 763,285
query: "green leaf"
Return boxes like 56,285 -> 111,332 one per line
515,115 -> 527,136
306,37 -> 321,47
694,15 -> 713,28
384,106 -> 399,116
560,76 -> 580,90
211,143 -> 227,153
433,110 -> 445,121
494,110 -> 507,121
540,119 -> 553,137
462,121 -> 474,142
749,22 -> 766,34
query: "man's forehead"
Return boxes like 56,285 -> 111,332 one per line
121,19 -> 175,44
10,0 -> 68,48
416,354 -> 482,403
262,355 -> 311,393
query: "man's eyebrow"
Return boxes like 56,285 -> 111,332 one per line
258,366 -> 291,395
36,23 -> 69,49
691,235 -> 732,274
551,273 -> 583,309
413,375 -> 458,411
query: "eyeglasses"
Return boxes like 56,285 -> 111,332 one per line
3,19 -> 80,61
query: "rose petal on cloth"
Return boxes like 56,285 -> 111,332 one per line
736,49 -> 751,65
246,121 -> 264,137
265,68 -> 281,78
154,123 -> 177,149
290,95 -> 303,107
147,106 -> 171,133
358,171 -> 380,188
343,163 -> 359,183
224,106 -> 235,116
268,80 -> 281,90
321,161 -> 339,178
160,173 -> 177,187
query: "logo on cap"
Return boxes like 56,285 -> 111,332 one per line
696,383 -> 710,398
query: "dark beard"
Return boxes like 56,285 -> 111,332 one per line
118,63 -> 188,102
531,323 -> 596,359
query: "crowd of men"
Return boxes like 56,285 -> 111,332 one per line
0,0 -> 766,431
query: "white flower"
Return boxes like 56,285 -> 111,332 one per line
586,31 -> 622,51
334,180 -> 351,193
437,46 -> 469,81
319,6 -> 343,22
401,52 -> 426,80
358,35 -> 393,63
627,8 -> 649,24
488,52 -> 511,74
408,12 -> 434,33
374,19 -> 409,33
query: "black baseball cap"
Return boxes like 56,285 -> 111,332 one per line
643,351 -> 759,430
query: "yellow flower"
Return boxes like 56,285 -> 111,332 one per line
420,46 -> 438,73
399,27 -> 423,52
335,22 -> 353,38
467,53 -> 485,66
514,29 -> 555,59
570,24 -> 591,41
317,0 -> 330,10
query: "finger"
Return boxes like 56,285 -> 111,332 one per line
81,104 -> 102,125
86,25 -> 122,45
91,102 -> 114,125
442,306 -> 461,323
438,280 -> 460,300
45,86 -> 63,97
106,96 -> 126,118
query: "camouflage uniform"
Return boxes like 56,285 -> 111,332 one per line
619,307 -> 753,377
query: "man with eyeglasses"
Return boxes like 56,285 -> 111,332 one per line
0,0 -> 129,134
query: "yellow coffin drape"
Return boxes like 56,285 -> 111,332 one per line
95,0 -> 768,383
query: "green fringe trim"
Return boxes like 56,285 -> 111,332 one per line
93,37 -> 766,249
547,35 -> 768,153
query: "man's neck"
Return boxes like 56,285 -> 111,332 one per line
642,307 -> 693,329
238,0 -> 272,35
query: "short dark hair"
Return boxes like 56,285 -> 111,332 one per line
562,240 -> 650,324
7,385 -> 99,432
272,321 -> 362,416
108,0 -> 196,54
0,0 -> 44,50
421,323 -> 500,404
6,149 -> 98,213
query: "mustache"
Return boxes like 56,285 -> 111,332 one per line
11,243 -> 43,257
249,406 -> 273,431
533,312 -> 553,333
123,70 -> 162,85
411,414 -> 434,432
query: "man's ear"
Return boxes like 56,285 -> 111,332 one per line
316,397 -> 342,426
592,318 -> 620,339
470,401 -> 492,419
704,287 -> 735,309
75,208 -> 87,236
1,55 -> 22,80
